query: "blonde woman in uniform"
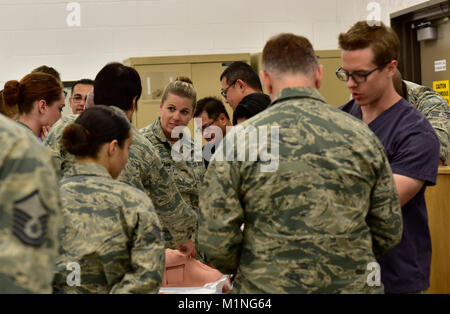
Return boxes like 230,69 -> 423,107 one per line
140,77 -> 205,253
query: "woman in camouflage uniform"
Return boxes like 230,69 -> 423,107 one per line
53,105 -> 165,294
3,72 -> 65,140
140,78 -> 205,251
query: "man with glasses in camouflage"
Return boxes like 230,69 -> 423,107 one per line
69,79 -> 94,114
338,21 -> 440,294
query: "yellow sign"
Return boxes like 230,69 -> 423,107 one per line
433,80 -> 449,104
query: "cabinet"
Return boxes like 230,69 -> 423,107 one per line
425,166 -> 450,293
124,54 -> 251,130
251,50 -> 351,108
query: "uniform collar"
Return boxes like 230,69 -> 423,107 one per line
152,117 -> 195,146
106,105 -> 140,134
152,117 -> 170,144
64,162 -> 112,179
17,120 -> 32,131
270,87 -> 327,107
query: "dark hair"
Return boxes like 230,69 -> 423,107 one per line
0,89 -> 19,119
232,93 -> 270,125
71,78 -> 94,95
62,105 -> 131,158
161,76 -> 197,111
194,96 -> 229,120
262,33 -> 318,77
0,90 -> 7,116
220,61 -> 262,91
393,69 -> 406,98
32,65 -> 62,82
94,62 -> 142,111
3,73 -> 63,115
338,21 -> 400,67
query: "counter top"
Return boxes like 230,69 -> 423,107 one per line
438,166 -> 450,175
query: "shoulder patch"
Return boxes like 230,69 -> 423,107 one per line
13,191 -> 49,247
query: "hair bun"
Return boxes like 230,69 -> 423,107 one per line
3,80 -> 20,109
175,76 -> 193,85
62,123 -> 91,156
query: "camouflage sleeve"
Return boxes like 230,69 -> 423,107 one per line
142,145 -> 198,245
413,87 -> 450,165
198,160 -> 244,275
108,192 -> 165,294
43,126 -> 63,179
0,128 -> 61,294
366,142 -> 403,258
43,116 -> 77,179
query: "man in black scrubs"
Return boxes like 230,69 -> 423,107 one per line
338,21 -> 440,294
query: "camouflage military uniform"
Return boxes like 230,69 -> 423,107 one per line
140,118 -> 205,213
199,87 -> 403,294
140,118 -> 205,248
404,80 -> 450,165
44,113 -> 78,178
0,115 -> 60,293
53,162 -> 165,294
44,107 -> 197,244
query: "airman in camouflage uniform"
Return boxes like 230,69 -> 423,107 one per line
198,33 -> 403,294
140,118 -> 205,218
403,80 -> 450,165
0,114 -> 60,293
53,162 -> 165,294
44,107 -> 197,246
141,118 -> 204,249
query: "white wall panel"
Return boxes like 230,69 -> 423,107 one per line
0,0 -> 429,83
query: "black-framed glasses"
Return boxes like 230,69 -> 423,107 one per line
220,80 -> 237,98
336,61 -> 390,83
199,115 -> 219,133
71,94 -> 85,104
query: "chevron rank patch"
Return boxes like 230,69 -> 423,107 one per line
13,191 -> 49,247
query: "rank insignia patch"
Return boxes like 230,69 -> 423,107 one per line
13,191 -> 49,247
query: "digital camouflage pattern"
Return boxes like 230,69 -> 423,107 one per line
140,118 -> 205,247
199,87 -> 403,294
404,80 -> 450,165
0,115 -> 60,293
44,113 -> 78,178
44,106 -> 197,244
53,162 -> 165,294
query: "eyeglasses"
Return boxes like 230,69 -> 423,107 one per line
198,116 -> 219,133
220,80 -> 237,98
336,62 -> 390,84
71,95 -> 85,104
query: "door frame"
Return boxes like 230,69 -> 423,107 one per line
391,0 -> 450,84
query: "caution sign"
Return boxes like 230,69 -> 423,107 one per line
433,80 -> 449,104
